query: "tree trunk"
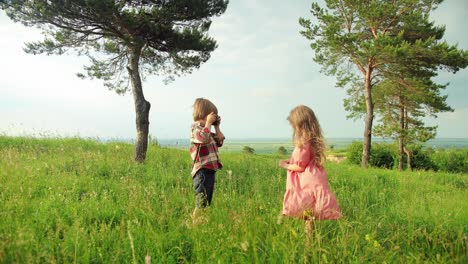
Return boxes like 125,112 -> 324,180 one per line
403,109 -> 411,170
361,62 -> 374,168
128,45 -> 151,163
398,137 -> 404,171
398,95 -> 404,171
403,146 -> 412,170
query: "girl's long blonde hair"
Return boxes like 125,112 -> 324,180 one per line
287,105 -> 326,167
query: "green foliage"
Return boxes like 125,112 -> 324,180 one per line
431,149 -> 468,174
300,0 -> 468,166
346,141 -> 394,169
1,0 -> 229,162
370,144 -> 395,169
277,146 -> 287,155
0,0 -> 229,93
0,137 -> 467,263
242,146 -> 255,154
346,141 -> 364,166
346,140 -> 467,172
372,60 -> 455,169
407,145 -> 438,171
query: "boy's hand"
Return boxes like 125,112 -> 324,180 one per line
214,124 -> 225,146
214,116 -> 221,126
206,112 -> 217,127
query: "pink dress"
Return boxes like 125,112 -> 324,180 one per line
282,144 -> 341,220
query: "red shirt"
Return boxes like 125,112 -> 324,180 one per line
190,122 -> 223,177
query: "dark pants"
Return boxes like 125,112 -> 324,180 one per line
193,168 -> 216,208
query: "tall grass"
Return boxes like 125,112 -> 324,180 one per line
0,136 -> 466,263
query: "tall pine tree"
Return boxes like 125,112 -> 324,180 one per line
0,0 -> 228,162
300,0 -> 468,167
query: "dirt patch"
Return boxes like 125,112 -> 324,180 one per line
327,155 -> 346,163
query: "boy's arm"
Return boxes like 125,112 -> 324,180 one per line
191,112 -> 217,144
213,126 -> 225,147
192,125 -> 212,144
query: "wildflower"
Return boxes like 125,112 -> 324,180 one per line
373,240 -> 381,249
365,234 -> 372,241
240,241 -> 249,252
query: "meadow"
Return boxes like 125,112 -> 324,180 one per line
0,136 -> 467,263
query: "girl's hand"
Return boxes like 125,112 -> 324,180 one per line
278,159 -> 289,169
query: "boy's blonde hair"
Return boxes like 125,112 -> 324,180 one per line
193,98 -> 218,121
287,105 -> 326,167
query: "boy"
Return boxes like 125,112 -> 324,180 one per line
190,98 -> 225,220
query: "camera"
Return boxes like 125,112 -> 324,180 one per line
212,115 -> 221,126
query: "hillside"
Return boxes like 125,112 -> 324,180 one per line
0,137 -> 466,263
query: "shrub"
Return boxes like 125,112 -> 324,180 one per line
408,145 -> 437,171
346,141 -> 363,165
369,143 -> 395,169
277,146 -> 287,155
242,146 -> 255,154
346,141 -> 394,168
346,141 -> 466,172
431,149 -> 468,173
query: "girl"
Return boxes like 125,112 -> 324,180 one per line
278,105 -> 341,246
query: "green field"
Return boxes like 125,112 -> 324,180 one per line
0,137 -> 467,263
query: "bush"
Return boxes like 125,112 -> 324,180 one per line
369,143 -> 394,169
346,141 -> 394,168
346,141 -> 467,172
242,146 -> 255,154
277,146 -> 287,155
346,141 -> 363,166
431,149 -> 468,174
408,145 -> 437,171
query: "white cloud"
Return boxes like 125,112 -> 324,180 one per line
1,0 -> 467,139
425,108 -> 468,138
431,1 -> 468,48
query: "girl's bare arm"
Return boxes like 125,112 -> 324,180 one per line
278,160 -> 305,172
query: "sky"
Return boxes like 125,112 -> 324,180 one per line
1,0 -> 467,140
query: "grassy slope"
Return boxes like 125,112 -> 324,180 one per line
0,137 -> 466,263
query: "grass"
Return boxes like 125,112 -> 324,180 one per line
0,136 -> 467,263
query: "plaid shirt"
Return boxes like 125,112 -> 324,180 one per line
190,122 -> 223,177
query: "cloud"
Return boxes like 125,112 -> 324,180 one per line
440,107 -> 468,121
431,1 -> 468,48
250,86 -> 291,99
425,108 -> 468,138
1,1 -> 467,139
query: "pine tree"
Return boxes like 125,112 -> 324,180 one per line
299,0 -> 468,167
0,0 -> 228,162
373,77 -> 451,170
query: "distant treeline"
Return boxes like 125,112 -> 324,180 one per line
155,138 -> 468,150
346,142 -> 468,174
